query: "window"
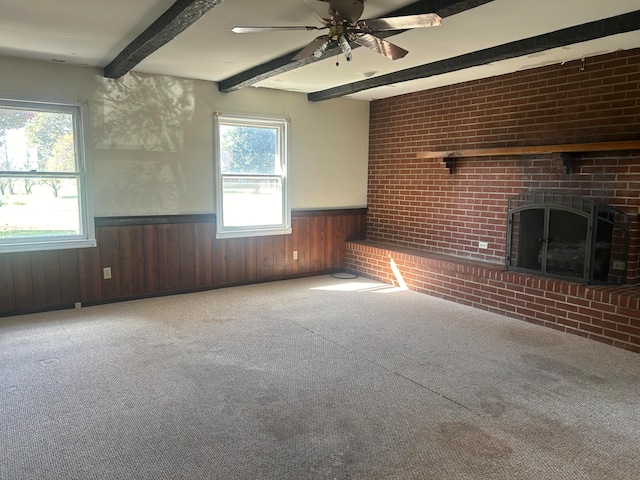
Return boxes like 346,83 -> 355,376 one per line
0,98 -> 94,253
214,114 -> 290,238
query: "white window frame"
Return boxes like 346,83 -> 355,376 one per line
214,113 -> 291,239
0,97 -> 95,253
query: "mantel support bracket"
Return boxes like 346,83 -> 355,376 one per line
443,158 -> 456,174
560,152 -> 576,174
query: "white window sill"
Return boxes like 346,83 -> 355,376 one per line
216,227 -> 292,239
0,238 -> 97,254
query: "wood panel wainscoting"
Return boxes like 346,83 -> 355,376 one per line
0,209 -> 366,317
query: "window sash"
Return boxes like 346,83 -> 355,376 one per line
0,98 -> 95,253
214,114 -> 290,239
220,174 -> 284,229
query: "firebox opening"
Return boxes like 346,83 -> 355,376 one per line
545,209 -> 589,279
506,191 -> 630,285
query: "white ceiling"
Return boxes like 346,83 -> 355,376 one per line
1,0 -> 639,101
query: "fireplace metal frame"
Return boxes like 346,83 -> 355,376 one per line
506,190 -> 630,284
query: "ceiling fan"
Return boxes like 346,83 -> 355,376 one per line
231,0 -> 442,62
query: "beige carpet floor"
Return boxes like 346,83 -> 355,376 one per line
1,274 -> 639,479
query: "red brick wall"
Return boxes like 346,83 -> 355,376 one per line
368,49 -> 640,284
346,241 -> 640,354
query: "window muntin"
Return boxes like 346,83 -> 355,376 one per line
0,98 -> 94,253
215,114 -> 290,238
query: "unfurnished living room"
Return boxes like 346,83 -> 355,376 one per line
1,1 -> 640,479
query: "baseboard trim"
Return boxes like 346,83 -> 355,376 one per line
0,270 -> 345,319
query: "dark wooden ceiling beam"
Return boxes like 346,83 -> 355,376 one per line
217,0 -> 493,93
308,9 -> 640,101
104,0 -> 224,79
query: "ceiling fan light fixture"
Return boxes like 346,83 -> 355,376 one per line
338,34 -> 352,61
313,39 -> 330,58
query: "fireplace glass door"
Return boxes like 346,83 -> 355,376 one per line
508,207 -> 589,280
508,209 -> 545,272
506,191 -> 630,284
545,209 -> 589,279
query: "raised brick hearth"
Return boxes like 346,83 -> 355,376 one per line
346,241 -> 640,353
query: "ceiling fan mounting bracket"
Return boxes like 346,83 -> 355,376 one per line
355,21 -> 371,34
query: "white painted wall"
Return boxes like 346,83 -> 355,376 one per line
0,56 -> 369,216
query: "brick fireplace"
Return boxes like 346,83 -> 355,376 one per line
346,48 -> 640,353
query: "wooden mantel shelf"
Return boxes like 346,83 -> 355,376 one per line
416,140 -> 640,159
416,140 -> 640,173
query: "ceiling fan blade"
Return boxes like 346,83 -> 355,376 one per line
352,34 -> 408,60
358,13 -> 442,32
304,0 -> 364,24
232,25 -> 322,33
292,36 -> 332,61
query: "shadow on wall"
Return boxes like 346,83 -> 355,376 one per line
93,73 -> 195,152
91,73 -> 197,214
